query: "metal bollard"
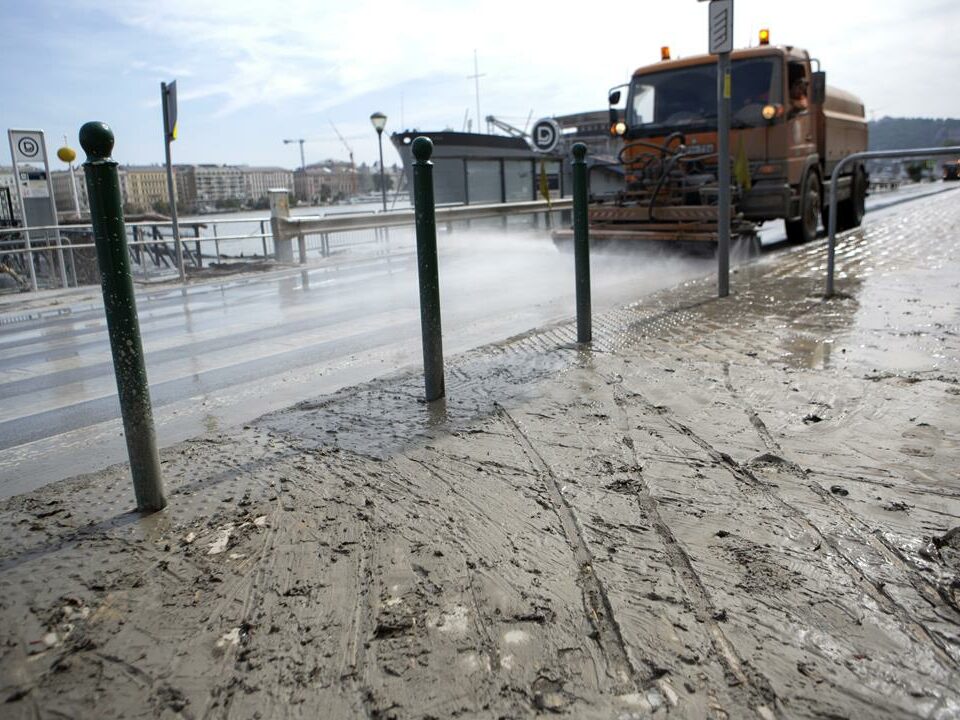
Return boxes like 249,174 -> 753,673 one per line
571,142 -> 592,344
80,122 -> 166,512
411,137 -> 445,401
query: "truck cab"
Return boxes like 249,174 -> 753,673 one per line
593,34 -> 868,246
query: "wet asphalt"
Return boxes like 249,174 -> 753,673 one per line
0,182 -> 954,498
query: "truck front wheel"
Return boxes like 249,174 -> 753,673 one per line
786,172 -> 821,244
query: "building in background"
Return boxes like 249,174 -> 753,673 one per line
294,161 -> 362,204
242,167 -> 294,206
193,165 -> 245,210
0,168 -> 23,227
120,165 -> 170,214
175,165 -> 197,212
51,170 -> 89,218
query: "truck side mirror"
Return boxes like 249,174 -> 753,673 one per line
608,90 -> 621,105
811,71 -> 826,105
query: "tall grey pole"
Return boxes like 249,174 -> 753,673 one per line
161,82 -> 185,283
473,50 -> 483,133
717,51 -> 731,298
68,163 -> 81,215
376,129 -> 388,212
64,136 -> 81,216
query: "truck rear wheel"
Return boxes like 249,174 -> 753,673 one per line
786,171 -> 821,244
837,166 -> 867,230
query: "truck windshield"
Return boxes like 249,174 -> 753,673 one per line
626,57 -> 782,135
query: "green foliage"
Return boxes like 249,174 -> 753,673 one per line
868,117 -> 960,152
372,174 -> 394,192
905,162 -> 925,183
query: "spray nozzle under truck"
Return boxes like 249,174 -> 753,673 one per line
554,31 -> 868,249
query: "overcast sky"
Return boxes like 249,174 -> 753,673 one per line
3,0 -> 957,170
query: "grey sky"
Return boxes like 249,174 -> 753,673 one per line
3,0 -> 957,168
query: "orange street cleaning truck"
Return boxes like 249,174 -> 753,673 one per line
557,31 -> 868,249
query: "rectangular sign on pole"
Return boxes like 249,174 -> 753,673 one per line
7,128 -> 68,289
163,80 -> 178,142
709,0 -> 734,55
161,81 -> 185,282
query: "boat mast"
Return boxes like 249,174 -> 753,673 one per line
468,50 -> 485,134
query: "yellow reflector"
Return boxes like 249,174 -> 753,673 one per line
759,29 -> 770,45
761,104 -> 777,120
661,46 -> 670,61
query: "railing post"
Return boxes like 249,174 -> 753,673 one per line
260,220 -> 268,258
825,155 -> 848,299
23,231 -> 38,292
194,224 -> 203,269
571,142 -> 592,344
80,121 -> 166,513
269,189 -> 294,263
412,137 -> 445,402
297,232 -> 307,264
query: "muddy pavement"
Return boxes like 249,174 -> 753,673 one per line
2,190 -> 959,719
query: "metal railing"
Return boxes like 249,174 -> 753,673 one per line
0,199 -> 568,292
274,198 -> 572,264
826,146 -> 960,297
0,217 -> 274,292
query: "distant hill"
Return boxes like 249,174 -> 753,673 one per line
868,117 -> 960,152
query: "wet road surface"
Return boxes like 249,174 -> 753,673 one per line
1,185 -> 957,719
0,182 -> 954,498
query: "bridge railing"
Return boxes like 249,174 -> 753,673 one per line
272,199 -> 571,264
826,146 -> 960,297
0,199 -> 569,292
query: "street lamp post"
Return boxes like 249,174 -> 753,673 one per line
57,138 -> 81,216
370,112 -> 388,212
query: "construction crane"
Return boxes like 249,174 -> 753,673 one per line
328,121 -> 358,196
485,115 -> 528,138
283,138 -> 306,171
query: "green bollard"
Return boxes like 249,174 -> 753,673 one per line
571,142 -> 592,344
80,122 -> 166,512
411,137 -> 445,401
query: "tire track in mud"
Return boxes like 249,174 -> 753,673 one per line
495,404 -> 643,697
711,364 -> 960,672
282,461 -> 379,719
605,383 -> 782,720
404,457 -> 506,690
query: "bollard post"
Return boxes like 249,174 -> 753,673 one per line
571,142 -> 592,344
80,122 -> 166,512
411,137 -> 445,401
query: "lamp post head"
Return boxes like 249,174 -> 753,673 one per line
57,146 -> 77,164
370,112 -> 387,134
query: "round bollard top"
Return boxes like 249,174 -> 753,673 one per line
412,136 -> 433,163
572,142 -> 588,162
79,122 -> 115,161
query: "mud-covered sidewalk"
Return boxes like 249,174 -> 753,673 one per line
2,190 -> 959,719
